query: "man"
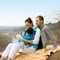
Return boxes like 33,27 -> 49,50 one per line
35,15 -> 57,49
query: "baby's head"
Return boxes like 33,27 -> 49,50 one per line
26,28 -> 34,35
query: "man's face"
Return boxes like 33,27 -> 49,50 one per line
36,17 -> 42,27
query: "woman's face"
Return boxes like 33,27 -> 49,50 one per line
25,22 -> 33,28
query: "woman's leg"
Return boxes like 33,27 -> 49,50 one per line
7,43 -> 21,60
1,43 -> 13,60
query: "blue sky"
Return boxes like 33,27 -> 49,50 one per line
0,0 -> 60,26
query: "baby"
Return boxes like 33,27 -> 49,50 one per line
13,28 -> 35,49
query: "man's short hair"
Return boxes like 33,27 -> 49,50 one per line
37,15 -> 44,21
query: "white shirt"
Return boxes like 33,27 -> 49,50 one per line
33,28 -> 41,44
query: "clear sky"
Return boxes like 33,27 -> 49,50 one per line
0,0 -> 60,26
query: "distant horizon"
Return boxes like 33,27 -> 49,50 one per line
0,20 -> 59,27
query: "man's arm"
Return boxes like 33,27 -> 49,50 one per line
45,26 -> 57,48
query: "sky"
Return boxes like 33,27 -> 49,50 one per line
0,0 -> 60,26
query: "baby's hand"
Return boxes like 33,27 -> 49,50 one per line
25,45 -> 29,48
16,34 -> 22,39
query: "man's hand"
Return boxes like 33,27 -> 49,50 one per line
45,47 -> 56,51
52,47 -> 56,50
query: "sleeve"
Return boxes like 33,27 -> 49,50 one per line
45,26 -> 57,48
21,32 -> 25,35
33,28 -> 41,44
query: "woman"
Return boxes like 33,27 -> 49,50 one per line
1,17 -> 41,60
34,15 -> 57,49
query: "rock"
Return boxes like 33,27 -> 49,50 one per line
14,45 -> 60,60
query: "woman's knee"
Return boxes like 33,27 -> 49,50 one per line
8,43 -> 13,47
13,43 -> 20,47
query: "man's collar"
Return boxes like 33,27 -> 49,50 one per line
38,24 -> 44,29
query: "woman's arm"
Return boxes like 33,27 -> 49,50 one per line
19,28 -> 41,44
19,37 -> 33,44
